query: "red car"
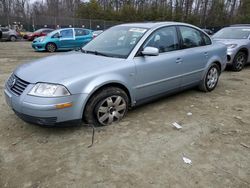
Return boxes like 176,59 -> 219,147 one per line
26,28 -> 54,41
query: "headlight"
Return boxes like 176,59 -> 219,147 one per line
226,44 -> 237,49
28,83 -> 70,97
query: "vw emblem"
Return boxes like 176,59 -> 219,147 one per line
10,78 -> 16,88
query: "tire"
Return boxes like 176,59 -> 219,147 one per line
231,51 -> 247,72
199,63 -> 220,92
46,43 -> 57,52
84,87 -> 129,126
10,35 -> 17,42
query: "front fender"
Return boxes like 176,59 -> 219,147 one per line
82,73 -> 134,100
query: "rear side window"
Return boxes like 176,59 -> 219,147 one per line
179,26 -> 203,48
75,29 -> 89,36
144,26 -> 179,53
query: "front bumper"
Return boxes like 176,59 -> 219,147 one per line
32,42 -> 46,51
4,83 -> 89,126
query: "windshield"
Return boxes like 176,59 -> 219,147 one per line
213,27 -> 250,39
47,29 -> 60,37
82,26 -> 148,58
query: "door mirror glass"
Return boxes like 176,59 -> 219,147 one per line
141,47 -> 159,56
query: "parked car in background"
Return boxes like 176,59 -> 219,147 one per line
20,30 -> 33,39
0,27 -> 20,41
202,29 -> 214,35
27,28 -> 54,41
212,25 -> 250,71
93,30 -> 103,38
5,22 -> 227,126
32,28 -> 93,52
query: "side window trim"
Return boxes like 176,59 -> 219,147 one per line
135,25 -> 180,57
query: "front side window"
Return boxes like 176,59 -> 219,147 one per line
52,32 -> 59,38
179,26 -> 203,48
83,26 -> 148,58
60,29 -> 74,39
144,26 -> 179,53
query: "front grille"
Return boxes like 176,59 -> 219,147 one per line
7,74 -> 30,96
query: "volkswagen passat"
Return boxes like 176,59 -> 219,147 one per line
4,22 -> 227,126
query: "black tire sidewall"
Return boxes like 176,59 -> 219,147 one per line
84,87 -> 129,126
205,64 -> 220,92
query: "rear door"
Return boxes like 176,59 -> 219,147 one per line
74,29 -> 92,48
177,26 -> 211,87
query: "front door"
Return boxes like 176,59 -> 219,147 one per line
133,26 -> 183,101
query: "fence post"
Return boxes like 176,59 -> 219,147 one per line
89,19 -> 92,30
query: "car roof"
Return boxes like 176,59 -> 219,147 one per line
118,21 -> 197,29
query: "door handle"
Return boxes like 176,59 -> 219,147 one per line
204,52 -> 209,57
176,58 -> 182,64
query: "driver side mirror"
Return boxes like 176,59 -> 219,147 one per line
141,47 -> 159,56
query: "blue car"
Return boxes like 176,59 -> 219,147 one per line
32,28 -> 93,52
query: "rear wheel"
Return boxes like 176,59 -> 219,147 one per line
84,87 -> 129,126
199,63 -> 220,92
46,43 -> 57,52
231,51 -> 247,72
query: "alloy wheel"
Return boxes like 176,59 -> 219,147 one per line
97,95 -> 127,126
206,67 -> 218,89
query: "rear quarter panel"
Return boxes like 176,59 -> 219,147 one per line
206,42 -> 227,72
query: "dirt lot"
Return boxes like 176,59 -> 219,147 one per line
0,42 -> 249,188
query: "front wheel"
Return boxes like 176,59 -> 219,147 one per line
46,43 -> 57,52
84,87 -> 129,126
199,63 -> 220,92
10,35 -> 16,42
231,51 -> 247,72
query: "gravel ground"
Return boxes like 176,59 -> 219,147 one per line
0,42 -> 250,188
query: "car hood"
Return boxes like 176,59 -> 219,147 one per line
15,52 -> 125,84
33,36 -> 45,42
212,38 -> 248,45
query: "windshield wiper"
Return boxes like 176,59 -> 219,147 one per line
82,50 -> 109,57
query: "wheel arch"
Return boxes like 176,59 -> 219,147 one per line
238,47 -> 249,58
81,82 -> 133,121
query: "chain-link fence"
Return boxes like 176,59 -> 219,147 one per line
0,15 -> 122,31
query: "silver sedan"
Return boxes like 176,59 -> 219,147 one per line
4,22 -> 227,126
